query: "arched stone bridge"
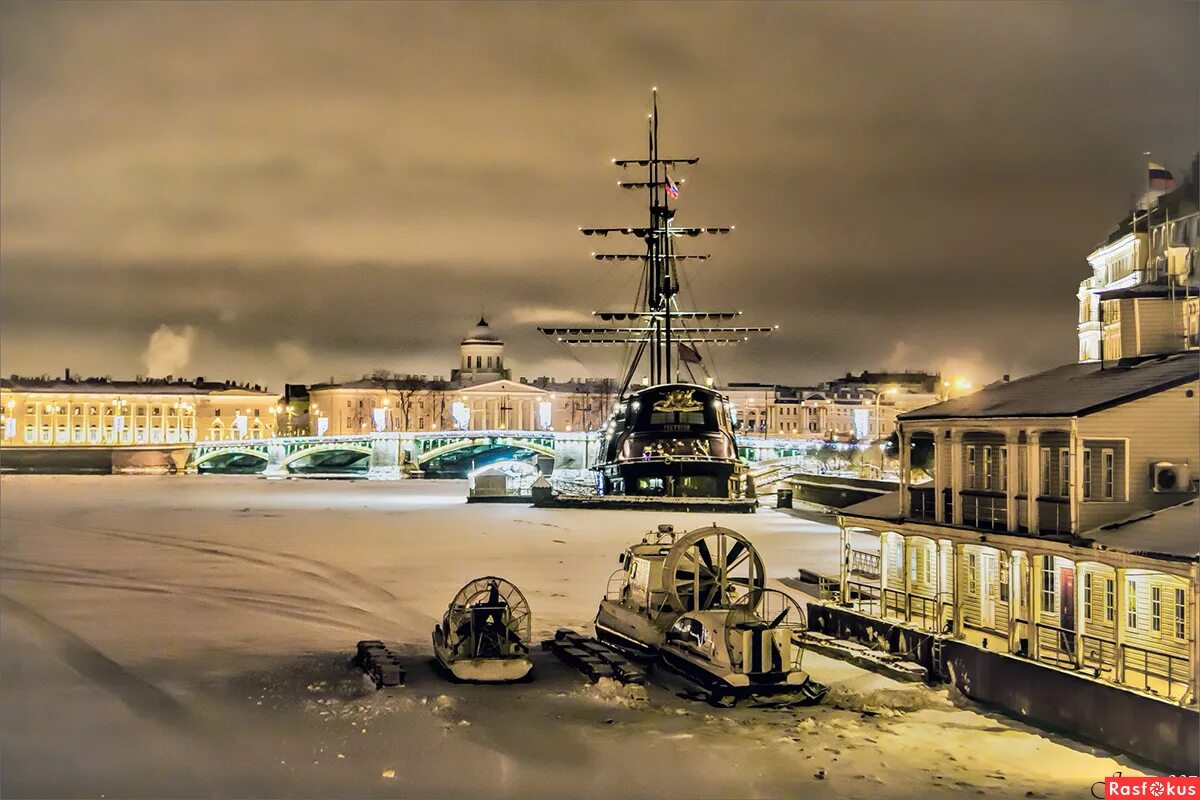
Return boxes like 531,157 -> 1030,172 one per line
189,430 -> 597,479
188,430 -> 830,479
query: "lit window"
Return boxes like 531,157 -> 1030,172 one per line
1084,573 -> 1092,619
1058,448 -> 1069,496
968,553 -> 978,595
1127,580 -> 1137,628
966,445 -> 976,489
1040,447 -> 1051,495
1041,559 -> 1055,612
982,446 -> 992,490
998,448 -> 1007,491
1102,449 -> 1115,499
1083,450 -> 1092,499
1177,589 -> 1187,640
1152,586 -> 1161,633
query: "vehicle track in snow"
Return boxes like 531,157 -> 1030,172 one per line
0,557 -> 388,633
0,592 -> 192,727
2,513 -> 437,639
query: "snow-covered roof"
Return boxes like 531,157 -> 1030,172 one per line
461,317 -> 502,345
838,490 -> 903,522
1086,499 -> 1200,562
899,352 -> 1197,421
1,377 -> 274,395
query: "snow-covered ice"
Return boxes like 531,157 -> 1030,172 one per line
0,475 -> 1153,798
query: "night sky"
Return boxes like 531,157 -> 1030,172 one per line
2,2 -> 1197,390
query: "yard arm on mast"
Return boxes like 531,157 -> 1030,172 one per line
540,90 -> 774,393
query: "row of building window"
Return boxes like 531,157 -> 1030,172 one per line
1040,564 -> 1186,640
19,425 -> 196,444
963,445 -> 1116,499
21,405 -> 195,417
463,356 -> 502,369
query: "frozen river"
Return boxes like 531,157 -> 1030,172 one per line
0,475 -> 1149,798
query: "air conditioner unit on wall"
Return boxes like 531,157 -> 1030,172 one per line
1151,462 -> 1193,493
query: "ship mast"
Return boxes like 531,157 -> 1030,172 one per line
539,90 -> 774,395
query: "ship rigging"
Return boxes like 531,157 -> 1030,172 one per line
539,91 -> 774,502
539,89 -> 773,391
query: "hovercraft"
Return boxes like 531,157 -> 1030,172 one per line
433,577 -> 533,682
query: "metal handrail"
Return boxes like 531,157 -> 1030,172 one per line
906,593 -> 939,629
846,580 -> 881,616
605,569 -> 628,603
1080,632 -> 1117,676
1034,621 -> 1077,667
849,549 -> 881,579
1120,642 -> 1193,702
909,486 -> 936,519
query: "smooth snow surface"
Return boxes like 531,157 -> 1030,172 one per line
0,476 -> 1150,798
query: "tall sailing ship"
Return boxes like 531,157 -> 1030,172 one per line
539,92 -> 774,501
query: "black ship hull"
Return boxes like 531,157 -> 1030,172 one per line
594,383 -> 749,500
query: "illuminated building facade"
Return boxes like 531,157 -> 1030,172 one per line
308,318 -> 619,435
0,374 -> 282,446
726,371 -> 944,443
1078,165 -> 1199,362
833,354 -> 1198,769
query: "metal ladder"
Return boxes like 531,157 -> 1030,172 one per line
930,636 -> 946,680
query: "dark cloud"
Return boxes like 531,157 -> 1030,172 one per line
1,1 -> 1197,390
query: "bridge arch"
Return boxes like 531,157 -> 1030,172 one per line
192,447 -> 269,474
192,448 -> 269,467
417,436 -> 555,466
279,443 -> 375,470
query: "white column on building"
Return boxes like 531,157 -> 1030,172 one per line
1008,552 -> 1022,653
1005,429 -> 1020,534
879,532 -> 890,602
1114,567 -> 1126,685
1029,554 -> 1042,661
950,429 -> 964,525
1069,419 -> 1082,535
1190,563 -> 1200,698
951,542 -> 965,638
1026,430 -> 1041,534
838,521 -> 850,607
1074,562 -> 1086,668
901,535 -> 911,620
934,429 -> 948,523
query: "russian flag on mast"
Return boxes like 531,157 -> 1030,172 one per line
665,174 -> 680,199
1149,162 -> 1176,190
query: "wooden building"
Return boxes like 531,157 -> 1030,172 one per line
836,351 -> 1198,705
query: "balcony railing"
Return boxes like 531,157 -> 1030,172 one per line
881,588 -> 941,631
1120,643 -> 1193,702
1036,498 -> 1071,534
846,580 -> 882,616
849,549 -> 881,580
909,486 -> 935,520
1035,621 -> 1078,668
1081,633 -> 1117,678
960,490 -> 1007,531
